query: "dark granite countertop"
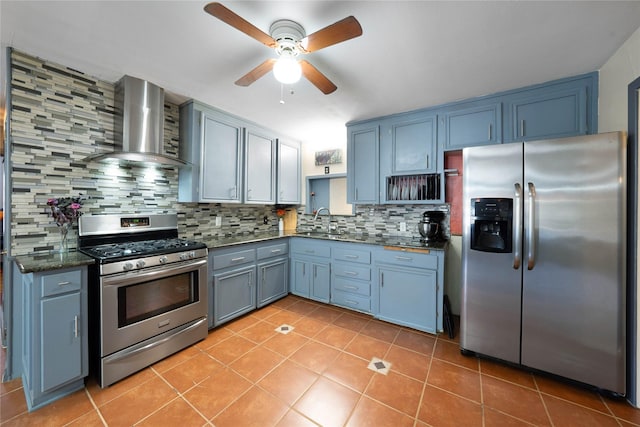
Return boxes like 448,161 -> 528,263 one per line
203,230 -> 448,251
14,231 -> 447,273
14,250 -> 95,274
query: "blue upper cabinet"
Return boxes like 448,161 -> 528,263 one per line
277,139 -> 301,204
441,101 -> 502,150
244,126 -> 276,204
347,122 -> 380,204
504,73 -> 596,143
389,113 -> 437,174
507,86 -> 587,142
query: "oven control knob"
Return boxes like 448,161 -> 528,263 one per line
179,253 -> 188,260
189,251 -> 196,259
136,260 -> 146,268
159,256 -> 168,264
123,262 -> 134,271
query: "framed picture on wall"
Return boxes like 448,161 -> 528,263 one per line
315,149 -> 342,166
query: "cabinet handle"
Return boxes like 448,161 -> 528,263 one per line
74,315 -> 79,338
345,254 -> 359,259
394,256 -> 413,261
305,249 -> 315,254
231,257 -> 246,262
58,281 -> 71,286
271,249 -> 282,254
314,265 -> 317,278
344,271 -> 358,276
343,284 -> 358,290
520,119 -> 525,137
345,299 -> 359,306
488,123 -> 492,141
355,188 -> 358,200
303,264 -> 306,276
426,155 -> 429,169
381,272 -> 384,287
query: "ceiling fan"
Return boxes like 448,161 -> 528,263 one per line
204,2 -> 363,94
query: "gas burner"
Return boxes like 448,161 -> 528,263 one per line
82,238 -> 206,261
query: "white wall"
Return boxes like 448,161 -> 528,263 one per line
300,139 -> 347,206
599,25 -> 640,133
599,24 -> 640,406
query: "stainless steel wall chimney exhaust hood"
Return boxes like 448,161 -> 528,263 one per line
86,75 -> 187,167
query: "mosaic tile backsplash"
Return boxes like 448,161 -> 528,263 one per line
8,49 -> 448,255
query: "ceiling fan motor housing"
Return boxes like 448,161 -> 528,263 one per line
270,19 -> 306,55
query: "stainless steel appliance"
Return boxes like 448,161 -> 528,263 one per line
79,214 -> 208,387
461,132 -> 627,395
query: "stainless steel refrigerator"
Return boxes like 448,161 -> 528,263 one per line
461,132 -> 626,395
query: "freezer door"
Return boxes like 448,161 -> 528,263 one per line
521,132 -> 626,394
461,143 -> 523,364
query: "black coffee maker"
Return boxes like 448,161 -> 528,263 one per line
418,210 -> 445,242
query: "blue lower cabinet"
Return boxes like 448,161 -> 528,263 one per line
20,266 -> 88,411
374,247 -> 444,334
289,238 -> 331,303
213,265 -> 256,326
377,265 -> 437,333
257,258 -> 288,308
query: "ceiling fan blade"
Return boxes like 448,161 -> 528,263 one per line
300,60 -> 337,94
301,16 -> 363,53
204,2 -> 276,48
235,59 -> 276,86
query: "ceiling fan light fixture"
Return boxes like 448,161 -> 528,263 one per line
273,54 -> 302,84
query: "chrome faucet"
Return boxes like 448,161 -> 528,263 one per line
313,207 -> 332,233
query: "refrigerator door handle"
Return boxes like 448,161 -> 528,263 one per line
513,183 -> 522,269
527,182 -> 537,270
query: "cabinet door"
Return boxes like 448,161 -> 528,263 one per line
290,258 -> 310,298
245,128 -> 276,204
201,112 -> 243,202
277,140 -> 301,204
258,258 -> 288,307
311,262 -> 330,303
378,266 -> 437,333
391,114 -> 437,174
347,124 -> 379,204
444,102 -> 502,150
41,292 -> 82,392
509,87 -> 587,142
214,266 -> 256,326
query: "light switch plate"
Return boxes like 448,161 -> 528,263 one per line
215,216 -> 222,227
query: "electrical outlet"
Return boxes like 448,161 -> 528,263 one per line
263,216 -> 269,225
215,216 -> 222,227
399,222 -> 407,232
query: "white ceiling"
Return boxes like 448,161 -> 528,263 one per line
2,1 -> 640,147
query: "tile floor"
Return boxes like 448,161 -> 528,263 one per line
2,294 -> 640,426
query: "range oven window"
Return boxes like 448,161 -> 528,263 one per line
117,272 -> 199,327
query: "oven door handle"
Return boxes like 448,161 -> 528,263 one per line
101,258 -> 208,287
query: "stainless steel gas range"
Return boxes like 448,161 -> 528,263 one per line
78,213 -> 208,388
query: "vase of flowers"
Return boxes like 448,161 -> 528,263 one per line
47,195 -> 83,253
276,208 -> 286,234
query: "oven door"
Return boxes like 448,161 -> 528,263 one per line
100,258 -> 207,356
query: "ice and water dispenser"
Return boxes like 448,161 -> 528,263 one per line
470,198 -> 513,253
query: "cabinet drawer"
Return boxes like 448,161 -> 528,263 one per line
41,270 -> 82,297
332,290 -> 371,312
333,263 -> 371,281
333,277 -> 371,297
290,241 -> 330,258
212,249 -> 256,270
332,247 -> 371,264
257,242 -> 288,260
375,248 -> 438,269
